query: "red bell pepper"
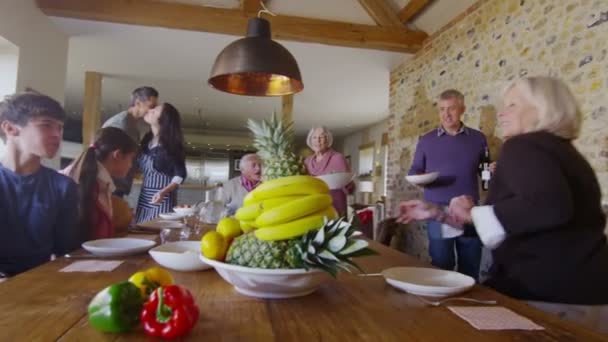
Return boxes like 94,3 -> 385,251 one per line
141,285 -> 199,339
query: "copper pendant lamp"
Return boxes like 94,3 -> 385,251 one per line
208,13 -> 303,96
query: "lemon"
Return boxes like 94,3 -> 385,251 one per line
216,217 -> 242,241
201,231 -> 227,261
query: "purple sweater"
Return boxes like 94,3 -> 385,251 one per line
409,126 -> 487,205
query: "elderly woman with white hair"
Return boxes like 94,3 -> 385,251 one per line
398,76 -> 608,332
223,153 -> 262,212
304,126 -> 354,216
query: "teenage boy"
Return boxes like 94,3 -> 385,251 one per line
0,92 -> 81,276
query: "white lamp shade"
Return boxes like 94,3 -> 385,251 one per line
358,180 -> 375,193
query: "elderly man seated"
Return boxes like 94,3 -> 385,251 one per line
224,153 -> 262,213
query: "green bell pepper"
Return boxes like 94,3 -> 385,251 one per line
87,281 -> 144,333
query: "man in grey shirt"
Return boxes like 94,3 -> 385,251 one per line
102,86 -> 158,196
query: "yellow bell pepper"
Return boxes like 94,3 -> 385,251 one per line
128,267 -> 174,297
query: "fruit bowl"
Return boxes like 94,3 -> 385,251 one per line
200,255 -> 330,299
315,172 -> 353,190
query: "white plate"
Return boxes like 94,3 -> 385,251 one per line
173,206 -> 197,216
200,255 -> 330,299
405,172 -> 440,185
137,220 -> 184,231
82,238 -> 156,257
159,212 -> 184,220
315,172 -> 354,190
382,267 -> 474,298
149,241 -> 211,272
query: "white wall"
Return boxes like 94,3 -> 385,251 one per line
0,0 -> 69,168
0,45 -> 18,98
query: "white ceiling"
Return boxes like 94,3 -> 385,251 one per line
0,36 -> 18,54
50,0 -> 477,137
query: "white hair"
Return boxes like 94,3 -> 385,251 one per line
306,126 -> 334,149
240,153 -> 260,169
503,76 -> 581,140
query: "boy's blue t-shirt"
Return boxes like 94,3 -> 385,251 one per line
0,164 -> 81,275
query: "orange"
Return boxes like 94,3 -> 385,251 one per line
201,231 -> 228,261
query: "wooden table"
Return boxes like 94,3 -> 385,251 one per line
0,239 -> 606,341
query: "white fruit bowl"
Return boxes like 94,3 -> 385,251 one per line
200,255 -> 330,299
315,172 -> 353,190
149,241 -> 211,272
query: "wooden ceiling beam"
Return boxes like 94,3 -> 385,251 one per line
37,0 -> 427,53
357,0 -> 403,27
241,0 -> 262,16
398,0 -> 432,23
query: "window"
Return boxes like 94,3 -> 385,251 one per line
358,143 -> 374,177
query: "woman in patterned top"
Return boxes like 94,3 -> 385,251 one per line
135,103 -> 186,223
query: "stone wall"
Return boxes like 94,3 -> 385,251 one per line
387,0 -> 608,260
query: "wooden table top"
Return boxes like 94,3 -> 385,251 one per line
0,238 -> 606,341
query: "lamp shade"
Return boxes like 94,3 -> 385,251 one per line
208,17 -> 303,96
358,180 -> 375,193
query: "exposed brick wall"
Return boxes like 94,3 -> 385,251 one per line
388,0 -> 608,258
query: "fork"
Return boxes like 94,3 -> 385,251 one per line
412,295 -> 497,307
64,253 -> 110,259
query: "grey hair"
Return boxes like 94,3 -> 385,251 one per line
306,126 -> 333,149
240,153 -> 260,168
502,76 -> 581,140
439,89 -> 465,105
130,86 -> 158,106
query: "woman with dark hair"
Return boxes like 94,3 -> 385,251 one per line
61,127 -> 138,240
135,102 -> 187,223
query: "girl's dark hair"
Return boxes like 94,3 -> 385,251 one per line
72,127 -> 137,239
141,103 -> 185,175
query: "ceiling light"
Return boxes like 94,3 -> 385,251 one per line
208,5 -> 303,96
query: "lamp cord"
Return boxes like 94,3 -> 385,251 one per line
257,1 -> 277,18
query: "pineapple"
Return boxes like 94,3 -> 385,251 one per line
247,113 -> 307,181
226,217 -> 376,277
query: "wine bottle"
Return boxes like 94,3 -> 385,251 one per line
480,147 -> 491,191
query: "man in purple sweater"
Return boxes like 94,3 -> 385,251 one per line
408,89 -> 488,280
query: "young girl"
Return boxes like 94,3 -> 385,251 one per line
135,102 -> 186,223
61,127 -> 137,240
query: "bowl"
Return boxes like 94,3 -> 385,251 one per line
159,212 -> 184,220
173,206 -> 197,216
405,172 -> 440,185
315,172 -> 353,190
200,255 -> 330,299
149,241 -> 211,272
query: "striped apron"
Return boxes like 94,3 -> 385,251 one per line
135,151 -> 177,223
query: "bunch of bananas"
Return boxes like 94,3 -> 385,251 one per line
235,175 -> 338,241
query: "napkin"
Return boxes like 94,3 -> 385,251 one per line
60,260 -> 124,273
448,306 -> 545,330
